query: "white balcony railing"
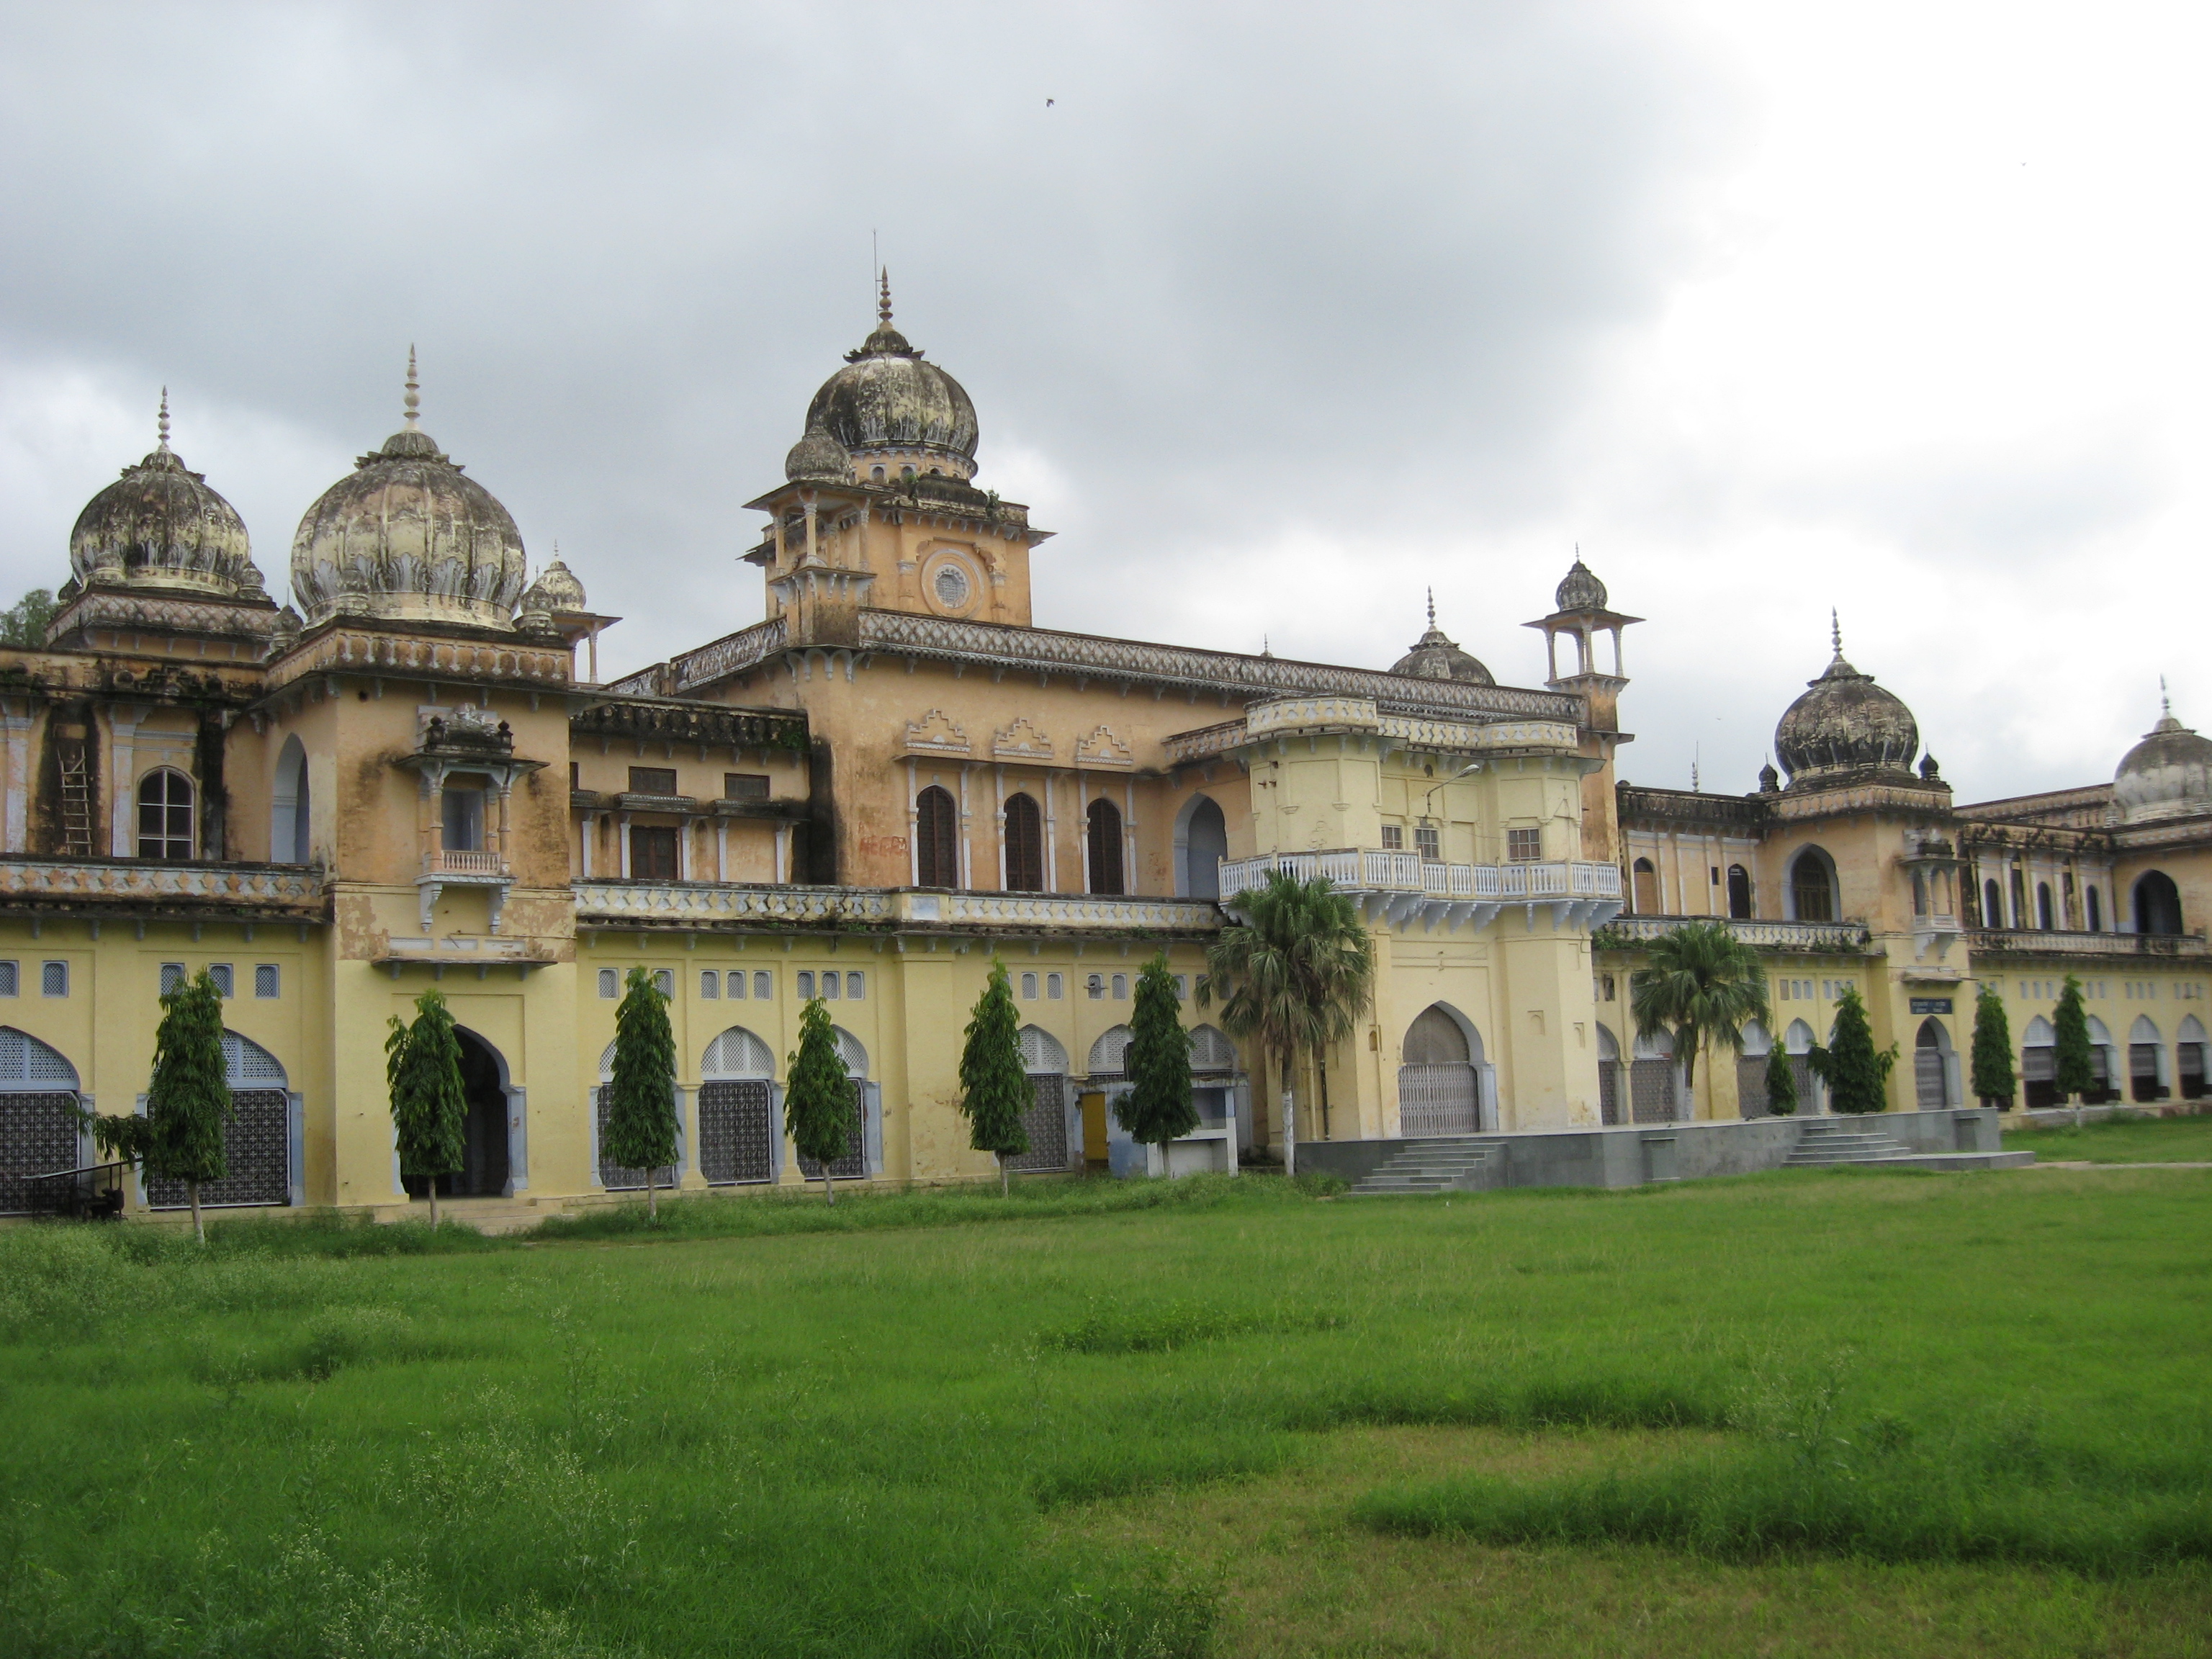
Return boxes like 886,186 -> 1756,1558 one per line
426,849 -> 507,877
1215,850 -> 1622,932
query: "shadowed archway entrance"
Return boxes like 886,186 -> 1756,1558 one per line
405,1028 -> 511,1198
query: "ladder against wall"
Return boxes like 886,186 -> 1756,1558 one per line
56,741 -> 94,857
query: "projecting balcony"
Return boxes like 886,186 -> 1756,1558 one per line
1215,850 -> 1623,933
416,847 -> 515,934
1966,927 -> 2212,960
1596,915 -> 1873,953
0,855 -> 326,925
425,849 -> 507,878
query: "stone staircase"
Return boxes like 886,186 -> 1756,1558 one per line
1347,1141 -> 1502,1195
1784,1118 -> 1920,1167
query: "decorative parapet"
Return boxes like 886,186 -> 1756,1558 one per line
1216,850 -> 1621,934
1593,916 -> 1873,953
991,716 -> 1053,762
911,891 -> 1219,932
1617,786 -> 1773,830
849,611 -> 1583,720
265,626 -> 572,693
1966,927 -> 2212,961
1073,724 -> 1135,768
577,882 -> 894,930
0,857 -> 325,920
642,619 -> 786,695
1770,780 -> 1951,820
573,881 -> 1220,936
1168,707 -> 1581,767
901,709 -> 971,757
570,695 -> 807,753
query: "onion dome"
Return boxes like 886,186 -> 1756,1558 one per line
519,552 -> 587,614
70,392 -> 263,596
289,351 -> 527,628
783,420 -> 852,484
2113,688 -> 2212,824
803,272 -> 979,481
1555,554 -> 1608,613
1390,590 -> 1494,685
1773,613 -> 1919,787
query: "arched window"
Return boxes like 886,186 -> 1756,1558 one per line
1789,849 -> 1835,922
1179,796 -> 1227,899
2010,868 -> 2028,932
1631,857 -> 1660,914
1398,1004 -> 1480,1135
915,785 -> 958,888
1003,792 -> 1043,891
1726,864 -> 1753,920
1912,871 -> 1927,917
1984,877 -> 2005,927
2036,882 -> 2055,931
1087,1024 -> 1133,1076
0,1028 -> 84,1215
698,1025 -> 775,1185
136,768 -> 194,860
2086,886 -> 2103,932
271,734 -> 310,864
2128,1014 -> 2167,1103
1087,798 -> 1124,895
2177,1015 -> 2208,1101
2134,871 -> 2183,935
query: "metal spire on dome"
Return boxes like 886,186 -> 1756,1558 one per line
1831,607 -> 1842,655
2162,674 -> 2172,719
878,268 -> 893,329
403,346 -> 421,430
1426,587 -> 1435,627
157,387 -> 171,452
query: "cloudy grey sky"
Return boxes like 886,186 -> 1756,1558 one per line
1,1 -> 2202,802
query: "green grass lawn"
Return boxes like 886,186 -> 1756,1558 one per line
2004,1107 -> 2212,1163
1,1166 -> 2207,1658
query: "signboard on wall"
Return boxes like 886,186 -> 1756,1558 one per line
1909,997 -> 1954,1015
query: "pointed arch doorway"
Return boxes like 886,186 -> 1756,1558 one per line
408,1028 -> 513,1198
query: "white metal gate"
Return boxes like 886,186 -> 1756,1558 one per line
1398,1063 -> 1478,1136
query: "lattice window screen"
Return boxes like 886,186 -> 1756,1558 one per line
222,1033 -> 287,1087
1190,1025 -> 1238,1072
833,1028 -> 868,1079
0,1029 -> 79,1088
1087,1025 -> 1133,1075
1017,1025 -> 1067,1074
702,1028 -> 775,1078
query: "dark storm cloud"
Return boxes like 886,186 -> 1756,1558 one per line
0,1 -> 1735,676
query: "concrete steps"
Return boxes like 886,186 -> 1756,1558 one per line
1784,1120 -> 1918,1166
1348,1141 -> 1501,1195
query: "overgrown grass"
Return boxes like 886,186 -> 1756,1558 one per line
0,1164 -> 2206,1655
2003,1107 -> 2212,1163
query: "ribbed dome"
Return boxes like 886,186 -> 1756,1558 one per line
1555,556 -> 1607,613
1389,596 -> 1493,685
70,397 -> 263,597
1773,623 -> 1919,787
289,357 -> 526,628
520,555 -> 587,614
2113,700 -> 2212,824
784,421 -> 852,483
803,276 -> 979,480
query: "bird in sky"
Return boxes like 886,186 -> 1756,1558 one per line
1046,98 -> 1055,107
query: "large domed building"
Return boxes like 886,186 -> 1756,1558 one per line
1772,618 -> 1920,788
289,354 -> 529,629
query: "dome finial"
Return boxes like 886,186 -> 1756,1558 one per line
403,345 -> 421,431
157,387 -> 171,452
1426,586 -> 1435,627
878,267 -> 893,329
2162,673 -> 2172,720
1830,607 -> 1842,656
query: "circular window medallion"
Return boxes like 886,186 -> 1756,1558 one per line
932,564 -> 971,609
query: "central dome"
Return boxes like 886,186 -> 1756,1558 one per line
1773,620 -> 1919,787
289,356 -> 527,629
802,275 -> 979,482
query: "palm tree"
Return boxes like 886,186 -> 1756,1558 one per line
1200,868 -> 1375,1176
1628,921 -> 1771,1112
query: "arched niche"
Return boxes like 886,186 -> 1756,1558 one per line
699,1025 -> 776,1185
1913,1016 -> 1954,1108
1398,1002 -> 1486,1136
271,734 -> 311,865
1174,794 -> 1229,900
2133,871 -> 2184,935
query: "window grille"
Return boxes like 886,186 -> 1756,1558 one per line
724,773 -> 769,801
1017,1025 -> 1068,1073
1415,824 -> 1442,861
701,1027 -> 775,1077
1021,971 -> 1038,999
0,962 -> 17,997
0,1028 -> 78,1085
40,962 -> 67,998
1046,973 -> 1063,999
753,971 -> 773,1000
653,969 -> 673,998
701,970 -> 720,999
255,965 -> 280,999
160,963 -> 185,995
797,971 -> 815,999
1111,974 -> 1128,999
208,964 -> 233,999
598,968 -> 619,997
137,769 -> 194,860
628,766 -> 678,796
1087,1025 -> 1134,1075
727,970 -> 748,999
1380,824 -> 1403,850
822,971 -> 841,1000
1506,827 -> 1541,862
